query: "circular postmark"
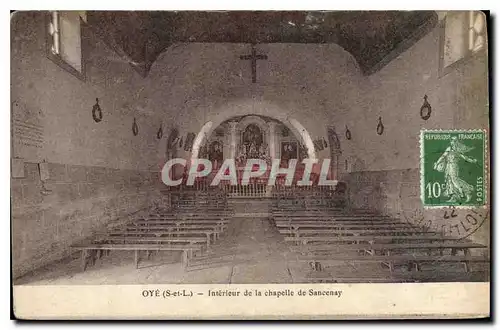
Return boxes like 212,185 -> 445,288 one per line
402,205 -> 489,239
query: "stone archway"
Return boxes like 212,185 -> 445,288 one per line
190,101 -> 317,161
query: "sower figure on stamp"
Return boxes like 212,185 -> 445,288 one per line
433,137 -> 477,203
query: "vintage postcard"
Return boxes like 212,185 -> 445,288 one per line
11,10 -> 490,319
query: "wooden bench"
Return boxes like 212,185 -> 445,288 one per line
173,210 -> 233,216
70,243 -> 203,271
273,207 -> 374,213
290,241 -> 486,255
124,223 -> 226,229
272,215 -> 394,220
127,222 -> 227,232
127,222 -> 227,239
292,241 -> 487,272
299,253 -> 488,272
148,214 -> 232,219
155,209 -> 234,214
301,270 -> 489,283
272,211 -> 389,215
137,217 -> 230,224
101,228 -> 220,244
121,224 -> 227,239
278,228 -> 431,236
133,219 -> 229,226
272,209 -> 346,214
284,234 -> 459,245
276,224 -> 415,231
275,222 -> 415,230
95,235 -> 209,245
273,218 -> 406,228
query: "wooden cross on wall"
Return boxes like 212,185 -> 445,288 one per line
240,44 -> 268,83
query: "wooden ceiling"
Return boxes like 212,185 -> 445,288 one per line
87,11 -> 438,77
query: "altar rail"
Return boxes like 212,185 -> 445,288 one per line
223,183 -> 269,198
164,180 -> 344,201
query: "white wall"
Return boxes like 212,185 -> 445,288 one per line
328,24 -> 488,173
136,43 -> 363,164
11,12 -> 163,171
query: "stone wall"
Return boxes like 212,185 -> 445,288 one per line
11,162 -> 164,279
328,18 -> 488,175
331,14 -> 489,249
11,12 -> 163,169
11,12 -> 167,278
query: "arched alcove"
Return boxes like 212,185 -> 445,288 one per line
190,103 -> 317,161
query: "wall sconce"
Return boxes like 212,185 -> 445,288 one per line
376,117 -> 384,135
157,124 -> 163,139
132,117 -> 139,136
345,125 -> 352,140
420,95 -> 432,120
92,98 -> 103,123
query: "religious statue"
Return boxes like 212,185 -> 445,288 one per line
281,142 -> 298,166
281,142 -> 297,160
235,145 -> 246,167
242,124 -> 264,158
298,143 -> 308,160
209,140 -> 224,169
248,142 -> 258,158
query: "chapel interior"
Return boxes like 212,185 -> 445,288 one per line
11,11 -> 490,284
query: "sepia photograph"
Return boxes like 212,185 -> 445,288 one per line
10,8 -> 491,319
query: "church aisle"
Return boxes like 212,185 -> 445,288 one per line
184,217 -> 296,283
14,216 -> 304,285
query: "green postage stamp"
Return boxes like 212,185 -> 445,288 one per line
420,129 -> 487,208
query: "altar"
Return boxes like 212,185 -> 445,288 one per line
194,114 -> 312,194
201,114 -> 309,163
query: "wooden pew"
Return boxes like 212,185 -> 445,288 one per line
291,241 -> 487,272
93,235 -> 210,253
273,217 -> 402,225
278,228 -> 432,237
300,254 -> 488,271
271,209 -> 348,214
127,224 -> 227,238
70,243 -> 203,271
121,224 -> 227,240
95,235 -> 209,246
275,221 -> 413,229
273,208 -> 380,212
284,234 -> 459,245
125,224 -> 227,231
128,220 -> 227,231
275,221 -> 415,230
143,214 -> 231,221
272,214 -> 393,219
101,228 -> 220,245
132,219 -> 229,226
275,214 -> 379,219
173,208 -> 233,215
301,269 -> 489,283
290,241 -> 486,254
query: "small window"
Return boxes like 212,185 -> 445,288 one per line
46,11 -> 86,81
439,11 -> 487,76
